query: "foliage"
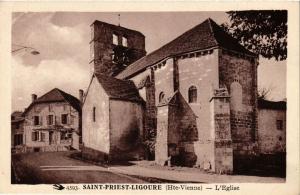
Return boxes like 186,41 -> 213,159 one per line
222,10 -> 287,61
257,86 -> 273,100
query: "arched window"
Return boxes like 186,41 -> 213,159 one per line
230,81 -> 242,111
159,92 -> 165,103
188,86 -> 197,103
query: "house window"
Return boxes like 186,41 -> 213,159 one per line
159,92 -> 165,103
34,116 -> 39,126
47,115 -> 54,125
188,86 -> 197,103
113,33 -> 118,45
61,131 -> 72,141
61,114 -> 68,124
40,132 -> 46,142
32,131 -> 39,141
14,134 -> 23,146
276,120 -> 283,130
93,107 -> 96,122
16,123 -> 20,129
122,36 -> 128,47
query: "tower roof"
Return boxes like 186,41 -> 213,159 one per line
117,18 -> 256,79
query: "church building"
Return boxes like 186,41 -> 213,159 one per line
82,18 -> 259,174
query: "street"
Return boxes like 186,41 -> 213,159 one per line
12,151 -> 285,184
12,151 -> 146,184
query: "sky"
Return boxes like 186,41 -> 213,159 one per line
11,12 -> 286,111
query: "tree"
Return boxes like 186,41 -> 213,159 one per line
257,86 -> 275,100
222,10 -> 287,61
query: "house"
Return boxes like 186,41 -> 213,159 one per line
257,99 -> 286,154
21,88 -> 82,152
83,18 -> 260,174
11,111 -> 25,153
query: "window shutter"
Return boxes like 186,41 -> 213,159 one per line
39,116 -> 43,125
67,114 -> 70,125
70,115 -> 74,125
46,115 -> 49,125
31,132 -> 35,141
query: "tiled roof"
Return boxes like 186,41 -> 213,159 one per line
11,111 -> 24,123
23,88 -> 81,115
95,73 -> 144,103
117,18 -> 256,79
258,99 -> 286,110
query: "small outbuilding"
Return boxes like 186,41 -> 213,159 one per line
82,73 -> 145,162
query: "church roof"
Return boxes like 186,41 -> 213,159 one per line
117,18 -> 256,79
95,74 -> 144,103
23,88 -> 81,115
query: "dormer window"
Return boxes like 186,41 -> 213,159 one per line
122,36 -> 128,47
113,33 -> 118,45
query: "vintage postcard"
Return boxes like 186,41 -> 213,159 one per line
0,1 -> 299,195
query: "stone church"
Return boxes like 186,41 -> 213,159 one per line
82,18 -> 259,174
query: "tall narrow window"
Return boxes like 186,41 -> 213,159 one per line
159,92 -> 165,103
34,116 -> 39,126
32,131 -> 39,141
93,107 -> 96,122
113,33 -> 118,45
48,115 -> 54,125
188,86 -> 197,103
61,114 -> 68,124
122,36 -> 128,47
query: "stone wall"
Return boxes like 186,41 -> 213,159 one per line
109,99 -> 144,161
82,76 -> 110,154
177,50 -> 219,143
90,21 -> 146,76
210,88 -> 233,174
155,105 -> 169,165
258,108 -> 286,154
219,49 -> 258,172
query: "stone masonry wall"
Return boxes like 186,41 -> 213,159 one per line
109,99 -> 144,161
258,108 -> 286,154
82,76 -> 110,154
91,21 -> 146,76
210,88 -> 233,174
219,49 -> 258,170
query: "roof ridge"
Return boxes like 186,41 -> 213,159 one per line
207,18 -> 219,46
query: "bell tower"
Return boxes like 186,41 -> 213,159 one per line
89,20 -> 146,77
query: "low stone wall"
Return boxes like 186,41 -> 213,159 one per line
81,146 -> 109,163
23,145 -> 69,153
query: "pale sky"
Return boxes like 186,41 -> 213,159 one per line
12,12 -> 286,111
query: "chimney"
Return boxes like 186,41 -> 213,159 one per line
79,89 -> 84,103
31,94 -> 37,102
